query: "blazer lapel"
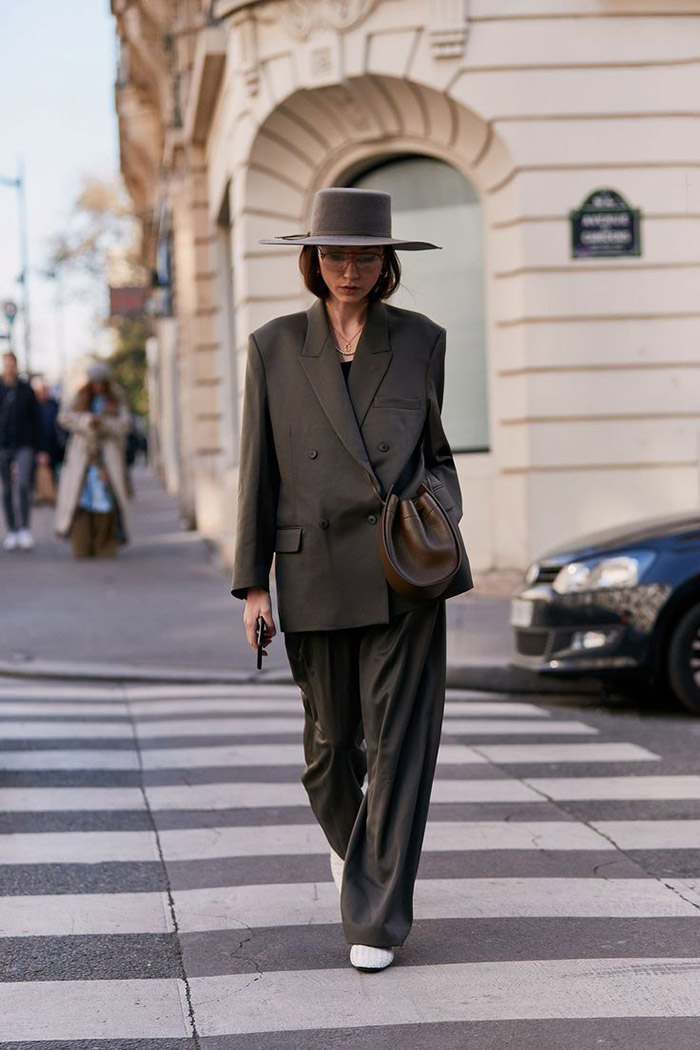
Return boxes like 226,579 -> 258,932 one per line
347,301 -> 392,426
299,300 -> 374,476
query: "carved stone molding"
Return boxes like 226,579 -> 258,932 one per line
233,11 -> 260,96
429,0 -> 470,59
281,0 -> 377,40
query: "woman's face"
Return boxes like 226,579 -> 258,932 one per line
317,246 -> 384,305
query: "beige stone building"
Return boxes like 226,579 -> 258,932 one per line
112,0 -> 700,573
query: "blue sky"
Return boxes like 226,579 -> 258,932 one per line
0,0 -> 119,378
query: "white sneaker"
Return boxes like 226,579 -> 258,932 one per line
329,848 -> 345,893
3,532 -> 18,552
17,529 -> 34,551
350,945 -> 395,972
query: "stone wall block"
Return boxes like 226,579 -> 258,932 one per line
245,166 -> 307,215
366,28 -> 420,78
250,130 -> 316,184
497,116 -> 700,169
527,466 -> 699,563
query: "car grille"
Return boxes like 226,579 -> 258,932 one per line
515,630 -> 549,657
532,564 -> 560,585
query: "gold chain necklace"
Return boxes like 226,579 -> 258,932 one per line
331,323 -> 363,356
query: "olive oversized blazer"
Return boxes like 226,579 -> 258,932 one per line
231,298 -> 473,632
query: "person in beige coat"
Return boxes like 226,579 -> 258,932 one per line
55,361 -> 131,557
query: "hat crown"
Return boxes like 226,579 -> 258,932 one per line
310,188 -> 392,239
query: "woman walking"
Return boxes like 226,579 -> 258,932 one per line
232,187 -> 473,971
55,361 -> 131,558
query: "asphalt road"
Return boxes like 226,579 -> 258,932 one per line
2,677 -> 700,1047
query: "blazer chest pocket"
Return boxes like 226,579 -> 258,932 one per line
275,526 -> 302,553
375,396 -> 421,410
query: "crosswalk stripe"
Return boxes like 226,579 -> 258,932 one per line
0,702 -> 129,716
0,978 -> 190,1042
592,820 -> 700,849
0,749 -> 141,770
528,775 -> 700,801
476,743 -> 659,764
188,958 -> 700,1034
9,773 -> 700,814
1,820 -> 612,865
2,877 -> 695,938
172,877 -> 700,930
0,742 -> 485,771
440,719 -> 596,736
0,697 -> 549,718
0,778 -> 546,813
156,821 -> 612,861
0,891 -> 172,936
2,830 -> 160,865
0,787 -> 147,811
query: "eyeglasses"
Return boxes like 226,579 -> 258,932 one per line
318,250 -> 384,272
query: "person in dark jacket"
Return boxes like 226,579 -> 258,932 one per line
31,376 -> 65,479
0,351 -> 42,551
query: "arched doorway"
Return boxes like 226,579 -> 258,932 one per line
351,156 -> 488,452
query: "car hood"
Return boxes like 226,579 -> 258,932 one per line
538,511 -> 700,563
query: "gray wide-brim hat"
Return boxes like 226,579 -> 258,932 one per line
260,188 -> 441,251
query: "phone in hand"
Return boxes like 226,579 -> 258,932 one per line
255,615 -> 266,671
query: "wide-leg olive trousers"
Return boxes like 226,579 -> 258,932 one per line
284,600 -> 446,949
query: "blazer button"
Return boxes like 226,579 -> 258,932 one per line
319,519 -> 330,529
378,442 -> 390,452
307,449 -> 318,459
367,514 -> 378,525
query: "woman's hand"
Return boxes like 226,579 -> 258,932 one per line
243,587 -> 277,657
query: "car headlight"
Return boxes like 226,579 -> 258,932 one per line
552,551 -> 656,594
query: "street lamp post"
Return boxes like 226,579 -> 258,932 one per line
0,159 -> 31,374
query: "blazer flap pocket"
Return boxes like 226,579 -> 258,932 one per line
375,396 -> 421,410
425,471 -> 456,510
275,526 -> 303,553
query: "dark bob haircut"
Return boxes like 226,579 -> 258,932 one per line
299,245 -> 401,303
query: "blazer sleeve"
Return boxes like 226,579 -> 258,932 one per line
231,334 -> 280,600
423,328 -> 463,521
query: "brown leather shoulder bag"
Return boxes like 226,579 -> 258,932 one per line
367,471 -> 464,601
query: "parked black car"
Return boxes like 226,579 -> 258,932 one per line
510,512 -> 700,712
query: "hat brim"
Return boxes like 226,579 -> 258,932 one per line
259,235 -> 441,251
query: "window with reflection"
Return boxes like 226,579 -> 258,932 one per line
351,157 -> 488,452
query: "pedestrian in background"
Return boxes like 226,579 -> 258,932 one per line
232,188 -> 472,972
31,376 -> 65,486
55,361 -> 131,558
0,350 -> 42,551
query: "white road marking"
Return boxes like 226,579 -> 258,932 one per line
441,719 -> 596,736
0,979 -> 191,1042
0,787 -> 146,812
528,775 -> 700,801
0,891 -> 172,936
592,820 -> 700,850
477,743 -> 659,764
189,957 -> 700,1034
1,830 -> 160,865
172,877 -> 700,932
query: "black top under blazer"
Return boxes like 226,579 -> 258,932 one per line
231,298 -> 473,632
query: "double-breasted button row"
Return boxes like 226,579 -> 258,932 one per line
307,449 -> 318,459
378,442 -> 390,453
367,514 -> 378,525
319,519 -> 329,529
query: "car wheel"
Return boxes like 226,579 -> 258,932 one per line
668,604 -> 700,714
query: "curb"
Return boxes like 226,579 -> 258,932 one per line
0,659 -> 601,695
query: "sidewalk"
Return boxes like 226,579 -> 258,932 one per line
0,468 -> 595,694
